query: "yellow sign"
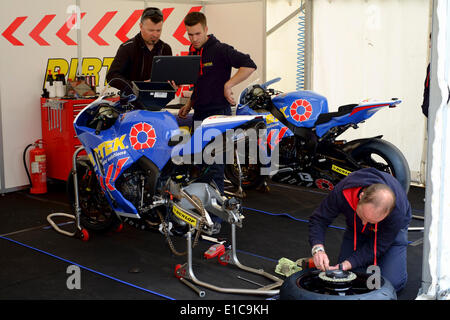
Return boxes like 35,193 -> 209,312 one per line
332,164 -> 352,176
44,57 -> 114,88
172,204 -> 197,227
94,134 -> 127,158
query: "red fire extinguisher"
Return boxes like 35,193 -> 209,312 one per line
24,139 -> 47,194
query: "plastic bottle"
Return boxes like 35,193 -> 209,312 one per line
55,71 -> 65,98
45,70 -> 56,98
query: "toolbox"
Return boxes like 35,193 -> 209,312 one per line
40,97 -> 118,181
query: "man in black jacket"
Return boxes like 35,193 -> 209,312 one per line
178,12 -> 257,194
308,168 -> 411,292
106,7 -> 172,94
178,12 -> 256,120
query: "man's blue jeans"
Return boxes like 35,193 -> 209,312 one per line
337,226 -> 409,292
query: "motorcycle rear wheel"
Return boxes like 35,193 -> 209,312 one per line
224,161 -> 264,190
351,139 -> 411,194
67,160 -> 120,233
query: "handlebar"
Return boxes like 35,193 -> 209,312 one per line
95,117 -> 104,135
239,78 -> 282,107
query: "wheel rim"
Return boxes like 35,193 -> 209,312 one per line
296,270 -> 381,296
231,163 -> 260,185
78,183 -> 115,228
70,165 -> 116,231
354,151 -> 394,176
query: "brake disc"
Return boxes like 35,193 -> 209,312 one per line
318,270 -> 357,283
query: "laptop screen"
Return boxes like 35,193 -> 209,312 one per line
150,56 -> 201,85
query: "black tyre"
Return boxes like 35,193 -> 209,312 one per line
67,159 -> 119,232
225,130 -> 275,190
224,138 -> 266,190
224,162 -> 264,190
351,139 -> 411,194
280,269 -> 397,300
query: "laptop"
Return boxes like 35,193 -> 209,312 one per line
150,56 -> 201,85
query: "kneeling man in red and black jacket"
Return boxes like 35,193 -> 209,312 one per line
308,168 -> 412,292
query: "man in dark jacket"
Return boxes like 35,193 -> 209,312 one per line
178,12 -> 257,194
308,168 -> 411,292
178,12 -> 257,120
106,7 -> 172,94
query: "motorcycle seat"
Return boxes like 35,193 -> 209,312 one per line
314,104 -> 357,126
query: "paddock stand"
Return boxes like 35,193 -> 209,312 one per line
174,223 -> 283,298
46,146 -> 90,241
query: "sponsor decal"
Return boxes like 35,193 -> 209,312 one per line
104,157 -> 129,191
265,114 -> 279,125
331,164 -> 352,176
266,127 -> 288,150
289,99 -> 313,122
129,122 -> 157,150
93,134 -> 127,159
315,178 -> 334,191
94,156 -> 129,192
172,204 -> 197,227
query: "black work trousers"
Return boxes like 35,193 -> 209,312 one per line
192,105 -> 232,195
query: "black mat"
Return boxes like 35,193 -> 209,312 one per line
0,180 -> 425,301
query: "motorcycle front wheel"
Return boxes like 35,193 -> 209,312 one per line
67,159 -> 119,232
351,139 -> 411,194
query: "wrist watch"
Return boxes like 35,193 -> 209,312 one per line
311,245 -> 325,256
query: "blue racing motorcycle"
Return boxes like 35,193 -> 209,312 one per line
225,78 -> 411,193
67,84 -> 265,254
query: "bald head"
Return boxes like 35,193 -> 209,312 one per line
357,184 -> 396,224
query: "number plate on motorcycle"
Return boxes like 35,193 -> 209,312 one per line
172,204 -> 198,228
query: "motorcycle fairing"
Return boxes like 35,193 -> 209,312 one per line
118,110 -> 180,169
172,115 -> 265,160
236,105 -> 293,151
237,89 -> 328,150
314,99 -> 401,137
237,94 -> 402,144
73,95 -> 116,131
75,99 -> 264,216
75,108 -> 181,217
271,90 -> 329,129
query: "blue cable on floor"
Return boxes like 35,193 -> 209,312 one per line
235,249 -> 278,263
0,235 -> 176,300
243,206 -> 415,245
